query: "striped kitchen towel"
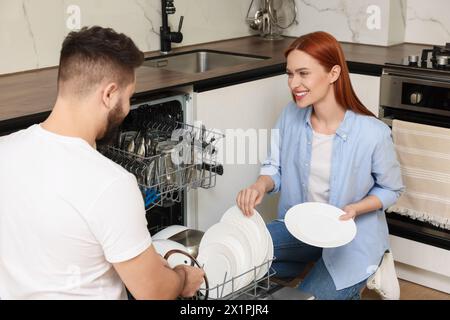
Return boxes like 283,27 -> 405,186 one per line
387,120 -> 450,230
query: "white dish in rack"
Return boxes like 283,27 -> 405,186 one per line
197,242 -> 238,299
254,226 -> 274,281
198,221 -> 253,290
220,206 -> 266,268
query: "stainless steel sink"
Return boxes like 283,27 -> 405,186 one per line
143,50 -> 269,74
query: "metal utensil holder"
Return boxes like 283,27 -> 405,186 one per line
99,121 -> 224,210
196,258 -> 277,300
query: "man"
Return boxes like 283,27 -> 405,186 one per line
0,26 -> 204,299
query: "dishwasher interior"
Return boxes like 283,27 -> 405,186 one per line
98,90 -> 224,235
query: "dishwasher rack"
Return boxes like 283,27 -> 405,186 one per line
99,120 -> 224,210
189,258 -> 277,300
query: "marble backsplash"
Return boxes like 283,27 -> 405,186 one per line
286,0 -> 449,46
404,0 -> 450,45
0,0 -> 449,75
285,0 -> 406,46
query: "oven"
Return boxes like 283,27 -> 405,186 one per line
379,65 -> 450,250
380,67 -> 450,129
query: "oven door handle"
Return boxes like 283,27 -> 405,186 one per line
383,72 -> 450,89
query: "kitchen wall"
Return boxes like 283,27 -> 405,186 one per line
404,0 -> 450,45
288,0 -> 450,45
1,0 -> 449,75
0,0 -> 253,75
285,0 -> 406,46
286,0 -> 449,46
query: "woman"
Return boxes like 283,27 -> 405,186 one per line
236,31 -> 404,300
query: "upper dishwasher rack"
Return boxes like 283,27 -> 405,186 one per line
99,95 -> 224,210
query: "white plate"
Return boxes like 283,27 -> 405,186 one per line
199,221 -> 253,290
197,242 -> 238,299
220,206 -> 266,268
220,235 -> 247,290
285,202 -> 357,248
242,206 -> 273,280
199,221 -> 252,268
255,227 -> 274,281
247,207 -> 271,265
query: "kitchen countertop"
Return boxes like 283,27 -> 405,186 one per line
0,36 -> 430,123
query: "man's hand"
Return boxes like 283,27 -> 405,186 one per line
339,205 -> 357,221
174,265 -> 205,298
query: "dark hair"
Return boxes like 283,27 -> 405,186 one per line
57,26 -> 144,96
285,31 -> 375,117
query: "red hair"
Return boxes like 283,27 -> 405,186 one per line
285,31 -> 375,117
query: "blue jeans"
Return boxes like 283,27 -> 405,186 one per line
268,220 -> 367,300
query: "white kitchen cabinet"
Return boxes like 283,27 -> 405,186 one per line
193,75 -> 291,231
349,73 -> 381,117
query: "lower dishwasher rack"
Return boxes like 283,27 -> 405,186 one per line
187,258 -> 278,300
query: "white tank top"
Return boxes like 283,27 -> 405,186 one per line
307,130 -> 335,203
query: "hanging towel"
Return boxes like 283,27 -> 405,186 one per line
366,250 -> 400,300
387,120 -> 450,230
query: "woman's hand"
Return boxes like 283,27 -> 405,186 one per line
236,183 -> 266,217
339,196 -> 383,221
339,205 -> 357,221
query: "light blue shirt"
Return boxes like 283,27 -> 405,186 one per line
260,102 -> 404,290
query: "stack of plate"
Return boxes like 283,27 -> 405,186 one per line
197,205 -> 274,299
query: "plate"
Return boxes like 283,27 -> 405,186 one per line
247,207 -> 271,266
198,221 -> 253,291
197,242 -> 238,299
285,202 -> 357,248
254,227 -> 274,281
220,206 -> 266,268
220,206 -> 274,283
199,221 -> 252,273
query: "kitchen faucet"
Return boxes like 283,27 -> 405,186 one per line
160,0 -> 183,54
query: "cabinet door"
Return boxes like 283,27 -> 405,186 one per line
193,75 -> 291,231
349,73 -> 380,117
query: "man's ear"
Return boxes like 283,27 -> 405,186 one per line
102,82 -> 119,110
330,65 -> 341,84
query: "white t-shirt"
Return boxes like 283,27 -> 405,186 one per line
307,130 -> 335,203
0,124 -> 152,299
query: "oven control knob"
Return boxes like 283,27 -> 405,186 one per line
437,56 -> 449,66
408,55 -> 419,64
410,92 -> 423,105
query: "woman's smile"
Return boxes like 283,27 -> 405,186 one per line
294,90 -> 310,102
